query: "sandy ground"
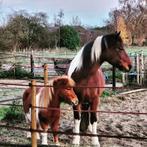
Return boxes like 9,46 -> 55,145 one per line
0,80 -> 147,147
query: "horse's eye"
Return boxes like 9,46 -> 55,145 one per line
116,47 -> 123,52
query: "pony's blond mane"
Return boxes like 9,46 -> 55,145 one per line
38,75 -> 75,108
38,79 -> 54,108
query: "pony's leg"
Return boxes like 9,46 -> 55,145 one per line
25,108 -> 31,138
39,124 -> 48,145
51,119 -> 60,146
72,105 -> 81,145
90,100 -> 100,147
40,131 -> 48,145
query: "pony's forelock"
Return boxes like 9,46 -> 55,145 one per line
60,75 -> 75,87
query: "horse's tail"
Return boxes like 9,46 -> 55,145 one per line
80,103 -> 89,132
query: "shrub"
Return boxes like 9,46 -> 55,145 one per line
1,101 -> 24,122
60,25 -> 80,50
0,65 -> 32,79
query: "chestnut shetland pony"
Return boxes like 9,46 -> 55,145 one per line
68,32 -> 132,146
23,75 -> 78,145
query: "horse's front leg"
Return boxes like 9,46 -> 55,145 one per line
90,99 -> 100,147
72,104 -> 81,145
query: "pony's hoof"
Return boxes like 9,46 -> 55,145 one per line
55,142 -> 60,146
41,141 -> 48,145
26,132 -> 31,138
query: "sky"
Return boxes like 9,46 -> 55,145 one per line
0,0 -> 119,27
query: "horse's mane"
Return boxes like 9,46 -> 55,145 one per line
68,36 -> 103,77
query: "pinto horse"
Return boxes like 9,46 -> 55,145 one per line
23,75 -> 78,145
68,32 -> 132,146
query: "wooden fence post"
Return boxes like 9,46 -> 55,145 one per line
43,63 -> 49,107
136,53 -> 140,85
112,66 -> 116,91
30,53 -> 35,78
31,80 -> 37,147
141,51 -> 144,85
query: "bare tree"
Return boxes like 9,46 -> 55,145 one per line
107,0 -> 146,45
71,16 -> 81,26
54,9 -> 64,27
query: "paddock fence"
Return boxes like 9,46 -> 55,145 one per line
1,51 -> 147,88
0,64 -> 147,146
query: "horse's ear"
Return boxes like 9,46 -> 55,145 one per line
115,31 -> 121,36
117,31 -> 121,36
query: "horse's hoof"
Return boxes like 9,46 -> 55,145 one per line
71,145 -> 79,147
72,136 -> 80,145
92,145 -> 100,147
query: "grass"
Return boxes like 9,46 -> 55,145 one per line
0,101 -> 24,122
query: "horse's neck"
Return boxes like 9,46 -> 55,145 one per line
72,63 -> 101,82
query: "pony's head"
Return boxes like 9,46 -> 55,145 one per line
101,32 -> 132,72
53,75 -> 78,106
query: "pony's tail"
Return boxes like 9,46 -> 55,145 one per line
80,103 -> 89,132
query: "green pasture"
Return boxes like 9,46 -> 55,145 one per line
0,46 -> 147,62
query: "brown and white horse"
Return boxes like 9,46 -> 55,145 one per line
68,32 -> 132,146
23,75 -> 78,145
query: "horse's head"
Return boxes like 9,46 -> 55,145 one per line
101,32 -> 132,72
53,76 -> 78,106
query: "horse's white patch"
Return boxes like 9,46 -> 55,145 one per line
72,119 -> 80,145
88,123 -> 92,132
91,36 -> 103,63
68,36 -> 103,77
91,122 -> 100,146
68,46 -> 84,77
